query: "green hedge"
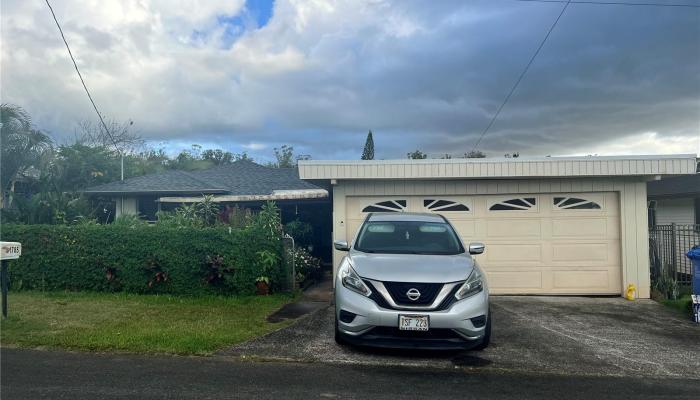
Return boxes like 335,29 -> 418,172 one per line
0,224 -> 286,296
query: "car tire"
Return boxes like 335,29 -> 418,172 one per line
473,310 -> 491,351
334,316 -> 347,346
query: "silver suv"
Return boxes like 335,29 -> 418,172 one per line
334,212 -> 490,350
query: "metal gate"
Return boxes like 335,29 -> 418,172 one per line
649,224 -> 699,295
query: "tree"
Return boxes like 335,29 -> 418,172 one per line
202,149 -> 234,165
361,130 -> 374,160
273,145 -> 295,168
169,145 -> 251,171
127,148 -> 170,176
1,104 -> 53,207
75,118 -> 143,155
49,144 -> 121,193
465,150 -> 487,158
407,149 -> 427,159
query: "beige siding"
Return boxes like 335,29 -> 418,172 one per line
299,155 -> 696,180
331,177 -> 651,298
655,198 -> 695,225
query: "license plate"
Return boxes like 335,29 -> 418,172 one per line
399,315 -> 429,331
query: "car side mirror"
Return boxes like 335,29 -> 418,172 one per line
469,242 -> 485,255
334,240 -> 350,251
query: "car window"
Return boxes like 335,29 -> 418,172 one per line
354,221 -> 464,255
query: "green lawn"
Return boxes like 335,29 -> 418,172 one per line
0,291 -> 296,355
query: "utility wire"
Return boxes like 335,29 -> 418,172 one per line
513,0 -> 700,8
471,0 -> 571,152
44,0 -> 120,154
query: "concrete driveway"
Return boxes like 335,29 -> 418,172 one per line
220,296 -> 700,379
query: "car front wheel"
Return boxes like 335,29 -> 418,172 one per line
334,316 -> 347,346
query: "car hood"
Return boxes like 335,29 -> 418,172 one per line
347,251 -> 474,283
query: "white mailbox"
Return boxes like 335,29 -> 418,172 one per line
1,241 -> 20,318
1,242 -> 22,260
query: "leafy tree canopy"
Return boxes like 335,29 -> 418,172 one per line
407,149 -> 427,159
1,104 -> 53,206
272,145 -> 295,168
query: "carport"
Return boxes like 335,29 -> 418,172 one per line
299,155 -> 697,298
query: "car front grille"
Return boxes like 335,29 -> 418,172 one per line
363,280 -> 392,309
383,281 -> 443,305
363,279 -> 463,311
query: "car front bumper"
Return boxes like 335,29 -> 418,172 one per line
335,281 -> 489,350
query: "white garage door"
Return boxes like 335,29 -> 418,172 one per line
345,192 -> 622,295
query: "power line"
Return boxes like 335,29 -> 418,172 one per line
44,0 -> 120,154
512,0 -> 700,8
472,1 -> 571,152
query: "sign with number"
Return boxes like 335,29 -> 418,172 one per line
398,314 -> 429,331
0,242 -> 22,260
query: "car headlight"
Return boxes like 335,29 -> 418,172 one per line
339,259 -> 371,297
455,268 -> 484,300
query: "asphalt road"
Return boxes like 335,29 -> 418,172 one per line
2,348 -> 698,400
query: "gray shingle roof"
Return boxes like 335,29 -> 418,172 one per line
84,160 -> 322,196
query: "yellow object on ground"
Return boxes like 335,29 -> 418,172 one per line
625,284 -> 636,300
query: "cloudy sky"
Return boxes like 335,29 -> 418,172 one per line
2,0 -> 699,162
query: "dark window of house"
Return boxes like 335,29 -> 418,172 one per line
362,200 -> 406,212
489,197 -> 536,211
554,197 -> 601,210
423,199 -> 469,212
138,196 -> 159,221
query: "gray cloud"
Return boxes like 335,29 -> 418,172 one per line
1,0 -> 698,161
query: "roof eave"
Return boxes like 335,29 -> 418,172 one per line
158,189 -> 329,203
82,189 -> 229,195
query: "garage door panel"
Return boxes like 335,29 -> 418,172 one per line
552,270 -> 610,289
449,220 -> 476,237
487,219 -> 541,238
487,243 -> 542,262
487,271 -> 542,289
551,243 -> 609,262
551,218 -> 608,238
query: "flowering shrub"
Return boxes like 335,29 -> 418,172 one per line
288,247 -> 322,285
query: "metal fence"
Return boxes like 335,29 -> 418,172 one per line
649,224 -> 699,288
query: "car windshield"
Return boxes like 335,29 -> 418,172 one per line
354,220 -> 464,255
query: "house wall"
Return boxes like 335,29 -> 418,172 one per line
655,198 -> 696,225
331,177 -> 650,298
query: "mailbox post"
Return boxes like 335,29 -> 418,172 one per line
0,241 -> 22,318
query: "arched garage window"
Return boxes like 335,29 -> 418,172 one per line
553,197 -> 601,210
362,200 -> 407,212
423,199 -> 469,212
489,197 -> 537,211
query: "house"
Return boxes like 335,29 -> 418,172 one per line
298,154 -> 697,298
84,159 -> 332,260
647,173 -> 699,286
648,174 -> 700,226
